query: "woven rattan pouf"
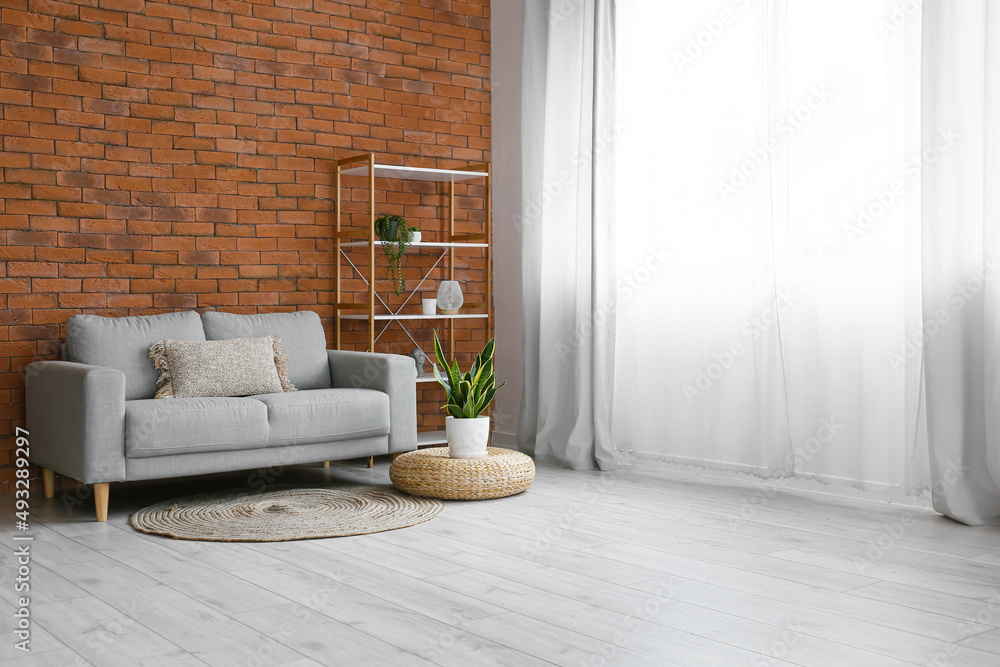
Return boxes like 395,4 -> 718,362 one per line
389,446 -> 535,500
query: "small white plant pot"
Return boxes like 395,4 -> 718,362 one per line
445,416 -> 490,459
410,231 -> 422,243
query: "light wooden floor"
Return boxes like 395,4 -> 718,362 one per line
3,459 -> 1000,667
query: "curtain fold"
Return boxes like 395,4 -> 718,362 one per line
921,0 -> 1000,525
517,0 -> 618,470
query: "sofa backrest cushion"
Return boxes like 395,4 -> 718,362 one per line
201,310 -> 331,390
66,311 -> 207,400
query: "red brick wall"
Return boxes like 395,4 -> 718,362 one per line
0,0 -> 491,494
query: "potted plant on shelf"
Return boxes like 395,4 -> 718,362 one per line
432,331 -> 506,459
409,227 -> 422,243
374,214 -> 412,295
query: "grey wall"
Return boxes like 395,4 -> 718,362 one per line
491,0 -> 525,446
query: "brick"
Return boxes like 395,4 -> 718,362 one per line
5,137 -> 54,154
60,263 -> 108,277
8,294 -> 56,309
107,294 -> 152,308
31,278 -> 81,292
130,279 -> 175,293
82,278 -> 129,292
152,293 -> 197,309
57,233 -> 105,248
174,279 -> 217,293
0,279 -> 31,294
57,293 -> 106,308
7,263 -> 58,278
154,265 -> 196,279
107,264 -> 152,278
178,250 -> 220,265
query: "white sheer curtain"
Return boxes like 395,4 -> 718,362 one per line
517,0 -> 618,470
612,0 -> 930,493
921,0 -> 1000,525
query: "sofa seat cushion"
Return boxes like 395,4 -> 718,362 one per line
125,397 -> 270,458
249,388 -> 390,447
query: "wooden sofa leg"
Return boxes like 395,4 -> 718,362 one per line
322,461 -> 330,468
42,469 -> 55,499
93,483 -> 109,522
367,456 -> 374,469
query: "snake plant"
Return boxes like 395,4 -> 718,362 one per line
432,331 -> 506,418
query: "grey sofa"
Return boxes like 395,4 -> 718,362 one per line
25,309 -> 417,521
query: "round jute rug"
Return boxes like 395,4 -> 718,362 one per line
129,485 -> 443,542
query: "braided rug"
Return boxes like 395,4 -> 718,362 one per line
129,485 -> 443,542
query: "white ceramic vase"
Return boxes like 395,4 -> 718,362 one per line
436,281 -> 464,314
445,416 -> 490,459
410,230 -> 422,243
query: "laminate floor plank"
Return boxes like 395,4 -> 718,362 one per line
0,647 -> 92,667
1,459 -> 995,667
428,569 -> 783,666
232,561 -> 552,667
696,618 -> 920,667
582,539 -> 879,593
309,533 -> 468,580
467,493 -> 796,555
968,550 -> 1000,566
709,513 -> 994,561
404,514 -> 666,585
532,466 -> 1000,552
458,611 -> 689,667
586,544 -> 990,642
959,628 -> 1000,655
31,596 -> 206,667
232,602 -> 438,667
241,540 -> 507,626
0,597 -> 65,661
769,546 -> 999,600
0,557 -> 89,609
371,531 -> 739,633
630,576 -> 999,666
46,553 -> 310,667
69,529 -> 289,616
849,580 -> 1000,621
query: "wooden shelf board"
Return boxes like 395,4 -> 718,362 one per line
341,164 -> 487,182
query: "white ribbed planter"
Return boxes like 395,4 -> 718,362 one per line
445,416 -> 490,459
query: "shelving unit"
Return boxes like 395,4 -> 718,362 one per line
333,153 -> 492,446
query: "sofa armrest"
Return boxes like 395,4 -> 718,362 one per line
328,350 -> 417,454
25,361 -> 127,484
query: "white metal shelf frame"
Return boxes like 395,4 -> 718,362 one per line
340,163 -> 487,182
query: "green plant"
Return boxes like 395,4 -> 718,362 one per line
374,215 -> 411,295
432,331 -> 506,419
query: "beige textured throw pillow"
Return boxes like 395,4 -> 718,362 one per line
149,336 -> 296,399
